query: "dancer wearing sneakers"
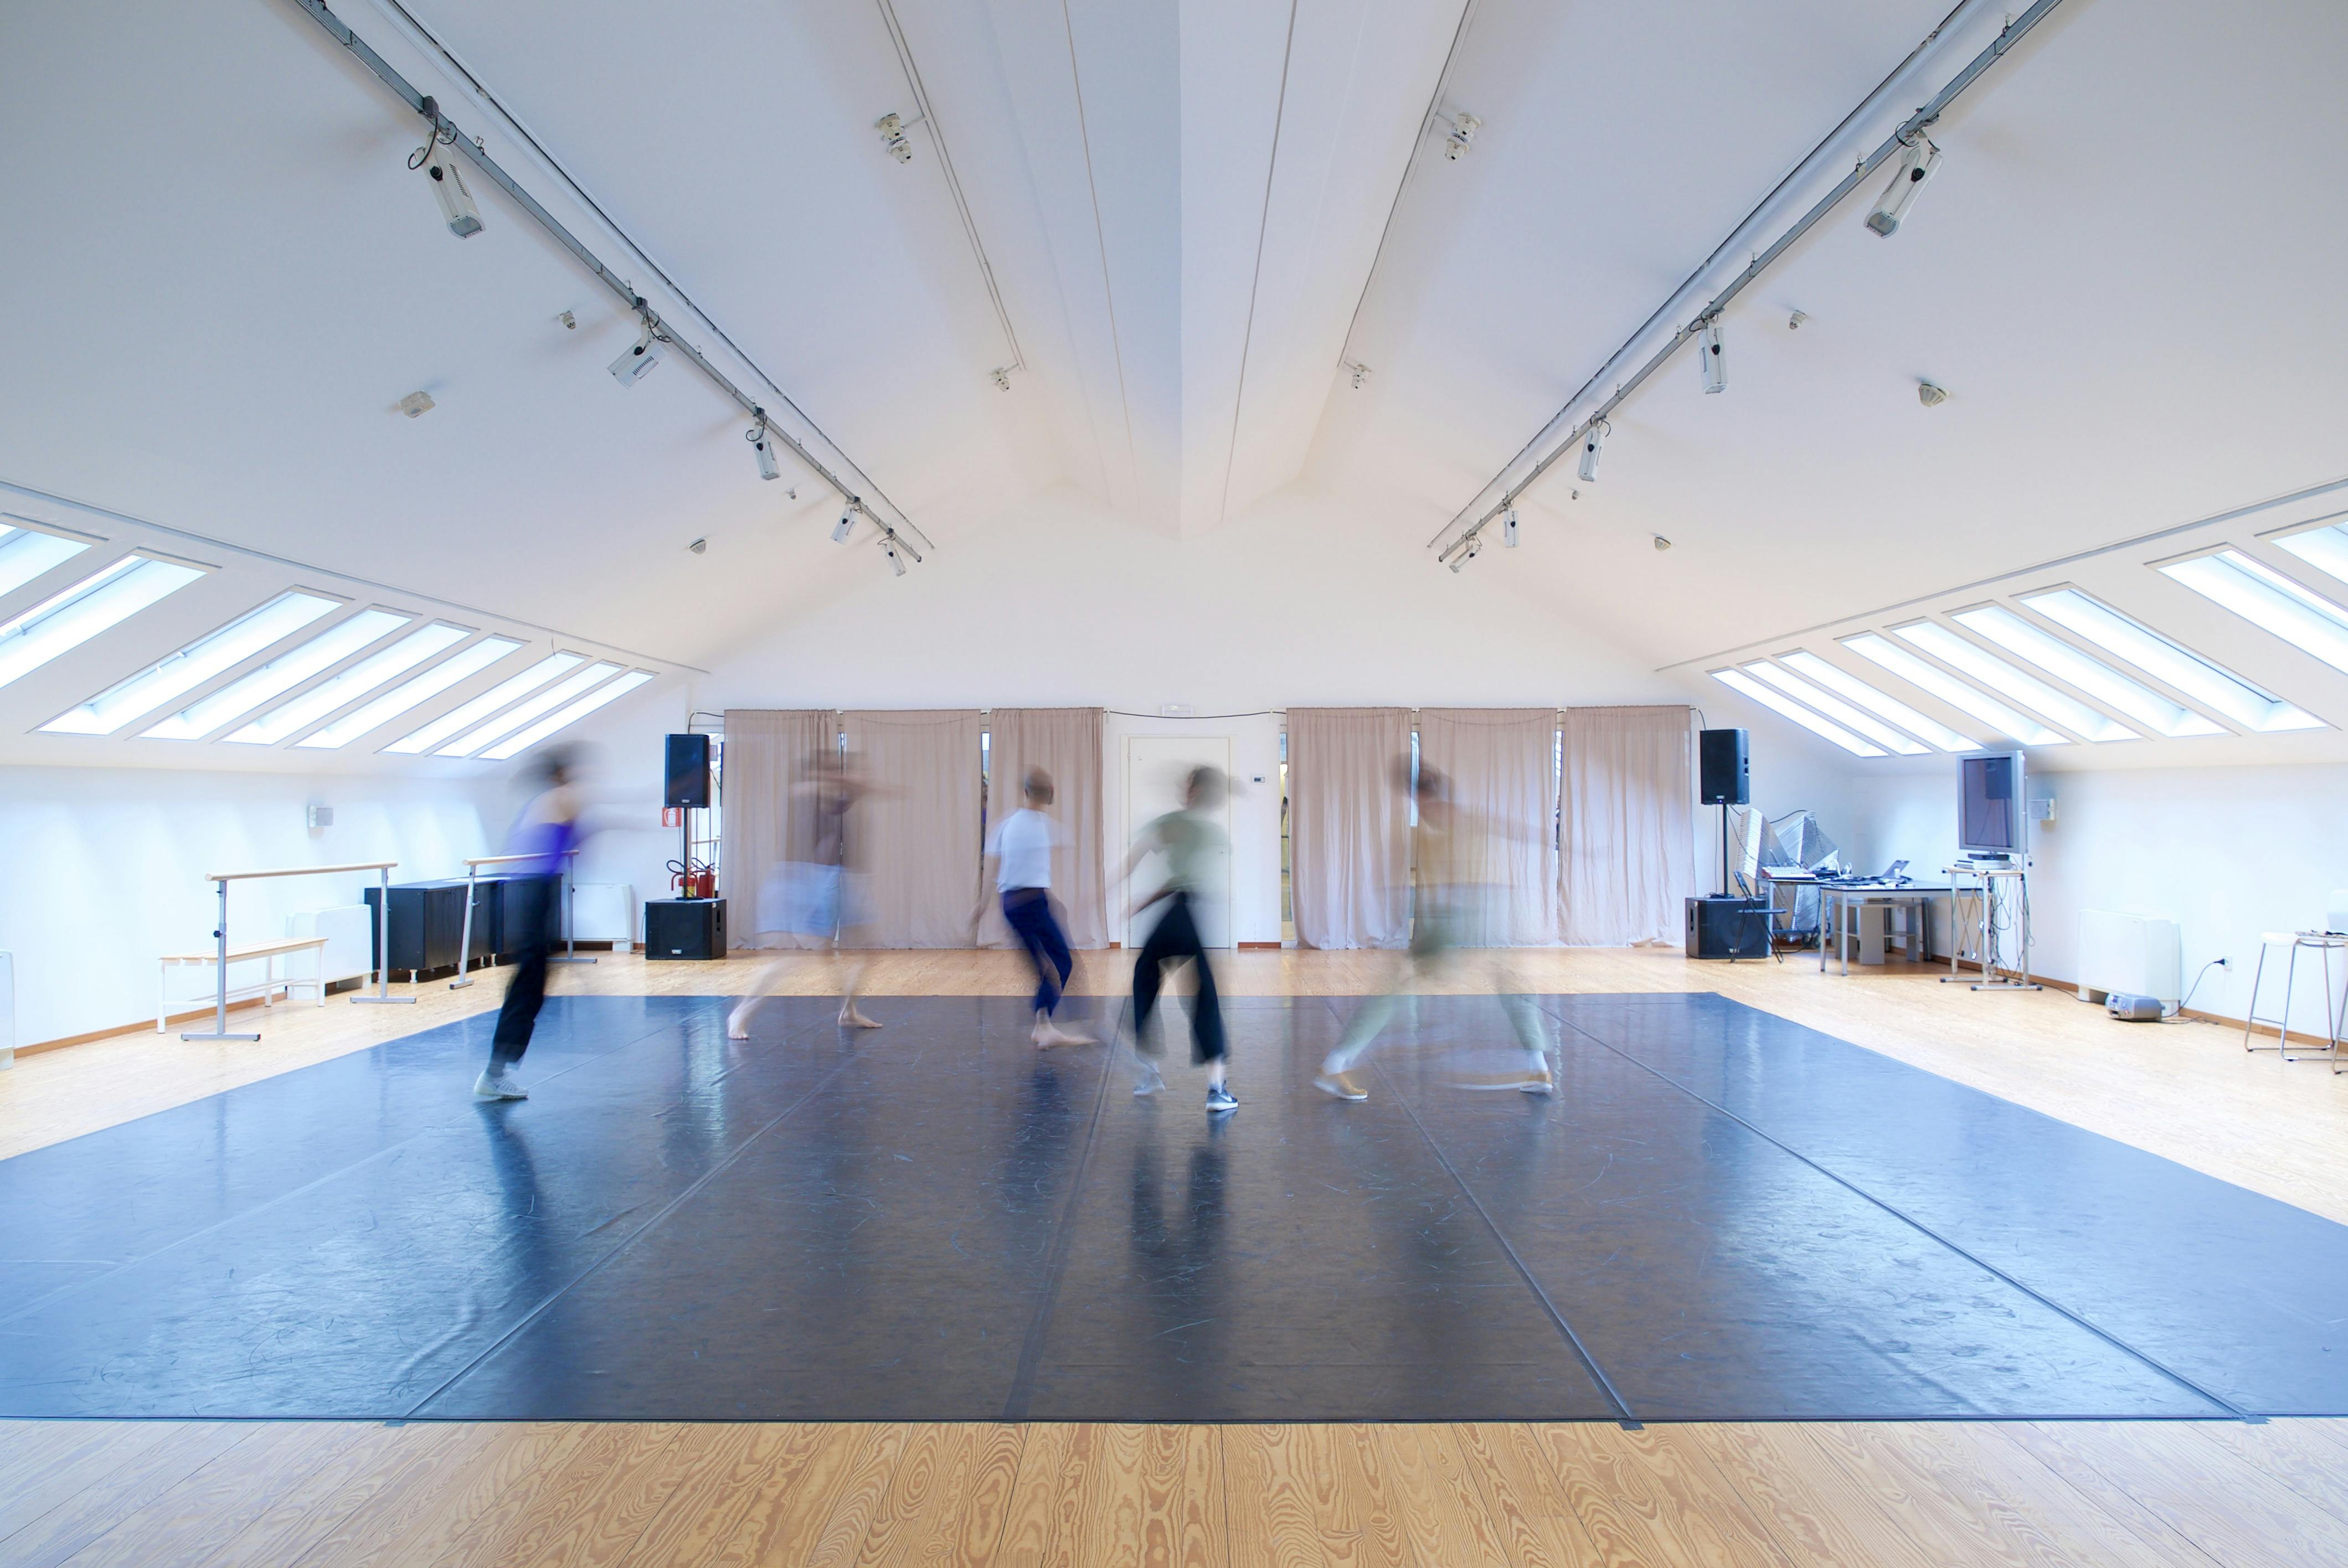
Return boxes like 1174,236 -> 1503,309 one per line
1118,765 -> 1237,1113
1314,761 -> 1554,1102
979,766 -> 1092,1049
473,747 -> 585,1101
729,746 -> 882,1038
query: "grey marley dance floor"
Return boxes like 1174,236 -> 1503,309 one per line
5,991 -> 2347,1425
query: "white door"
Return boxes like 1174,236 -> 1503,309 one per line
1124,736 -> 1232,950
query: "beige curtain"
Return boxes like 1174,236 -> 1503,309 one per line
1559,705 -> 1696,946
979,707 -> 1108,950
720,709 -> 837,950
842,710 -> 983,948
1288,707 -> 1412,949
1418,708 -> 1561,946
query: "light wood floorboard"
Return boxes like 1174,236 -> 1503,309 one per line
11,950 -> 2348,1563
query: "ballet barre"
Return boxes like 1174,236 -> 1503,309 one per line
447,850 -> 580,988
183,861 -> 406,1042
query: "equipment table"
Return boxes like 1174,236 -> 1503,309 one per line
1819,883 -> 1954,975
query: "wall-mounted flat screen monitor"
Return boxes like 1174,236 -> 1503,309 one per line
1958,750 -> 2025,858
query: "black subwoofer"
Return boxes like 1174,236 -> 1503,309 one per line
1686,895 -> 1770,960
645,898 -> 727,960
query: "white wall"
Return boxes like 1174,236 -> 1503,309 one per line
0,764 -> 499,1046
569,489 -> 1866,939
1849,758 -> 2348,1034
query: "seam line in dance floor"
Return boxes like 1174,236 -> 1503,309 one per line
1369,1051 -> 1642,1429
0,1013 -> 683,1333
1000,998 -> 1124,1422
407,1023 -> 857,1419
1535,998 -> 2257,1425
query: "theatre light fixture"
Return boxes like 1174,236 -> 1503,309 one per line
1866,133 -> 1941,237
1697,317 -> 1724,394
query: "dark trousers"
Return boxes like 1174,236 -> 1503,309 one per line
1002,888 -> 1073,1016
1132,891 -> 1225,1064
490,875 -> 560,1069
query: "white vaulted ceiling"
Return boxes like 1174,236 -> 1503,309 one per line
2,0 -> 2346,772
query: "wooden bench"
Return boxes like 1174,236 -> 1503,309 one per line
158,936 -> 330,1035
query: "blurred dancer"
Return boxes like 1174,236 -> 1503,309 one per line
1314,761 -> 1553,1101
980,766 -> 1093,1049
1118,765 -> 1236,1113
729,747 -> 880,1037
474,747 -> 584,1100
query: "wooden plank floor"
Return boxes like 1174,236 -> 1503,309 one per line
10,948 -> 2348,1563
7,1416 -> 2348,1565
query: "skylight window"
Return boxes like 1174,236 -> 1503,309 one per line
1891,621 -> 2138,742
298,636 -> 522,750
437,661 -> 622,757
2162,550 -> 2348,675
142,608 -> 408,740
1778,651 -> 1979,751
0,522 -> 92,600
2020,588 -> 2321,733
384,652 -> 582,755
2273,519 -> 2348,588
1742,661 -> 1926,755
43,591 -> 342,735
1710,668 -> 1885,756
480,670 -> 654,760
226,623 -> 470,745
1842,633 -> 2068,746
0,555 -> 205,693
1951,604 -> 2221,738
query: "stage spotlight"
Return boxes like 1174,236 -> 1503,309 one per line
877,113 -> 915,163
748,419 -> 780,481
1577,419 -> 1608,483
1442,112 -> 1481,161
1502,508 -> 1519,548
1448,538 -> 1480,574
609,322 -> 662,389
411,103 -> 483,239
883,539 -> 907,576
1866,134 -> 1940,237
833,504 -> 859,544
1697,317 -> 1725,394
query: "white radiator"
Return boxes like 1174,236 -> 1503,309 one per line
2078,909 -> 2182,1005
287,905 -> 374,986
570,883 -> 635,944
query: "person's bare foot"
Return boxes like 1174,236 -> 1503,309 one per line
1032,1020 -> 1095,1050
726,1008 -> 752,1040
840,1005 -> 881,1028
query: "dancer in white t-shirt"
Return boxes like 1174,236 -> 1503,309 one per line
981,767 -> 1091,1049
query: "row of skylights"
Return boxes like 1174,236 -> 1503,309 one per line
1713,554 -> 2347,756
0,538 -> 651,755
298,635 -> 522,750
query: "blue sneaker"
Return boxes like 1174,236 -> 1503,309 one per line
1205,1083 -> 1238,1113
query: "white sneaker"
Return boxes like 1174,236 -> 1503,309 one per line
472,1068 -> 527,1101
1132,1060 -> 1166,1097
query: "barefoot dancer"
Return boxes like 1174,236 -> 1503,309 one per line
730,746 -> 879,1036
1314,761 -> 1553,1102
980,766 -> 1093,1049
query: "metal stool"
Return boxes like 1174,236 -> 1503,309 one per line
2243,931 -> 2348,1063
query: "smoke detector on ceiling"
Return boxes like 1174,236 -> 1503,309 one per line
1917,380 -> 1949,408
397,390 -> 434,419
1652,535 -> 1672,551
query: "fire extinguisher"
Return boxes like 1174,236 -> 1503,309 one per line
667,857 -> 716,899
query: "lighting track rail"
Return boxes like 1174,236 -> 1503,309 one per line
1431,0 -> 2066,566
287,0 -> 932,563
